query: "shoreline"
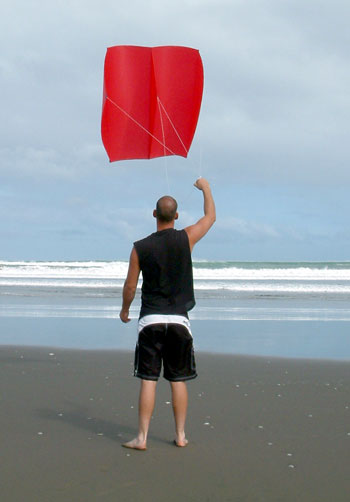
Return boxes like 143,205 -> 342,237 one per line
1,346 -> 349,501
1,316 -> 350,360
2,343 -> 350,364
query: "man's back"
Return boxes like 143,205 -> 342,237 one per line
134,228 -> 195,318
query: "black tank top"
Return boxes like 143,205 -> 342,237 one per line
134,228 -> 195,318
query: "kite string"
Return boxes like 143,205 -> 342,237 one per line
158,97 -> 203,180
158,98 -> 203,182
157,97 -> 170,193
158,97 -> 204,201
157,97 -> 204,196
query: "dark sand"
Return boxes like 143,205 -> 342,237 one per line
1,346 -> 349,501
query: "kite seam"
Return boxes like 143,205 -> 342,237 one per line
158,97 -> 167,158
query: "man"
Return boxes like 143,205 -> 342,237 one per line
119,177 -> 215,450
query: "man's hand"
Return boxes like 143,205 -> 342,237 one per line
119,308 -> 131,323
193,177 -> 210,191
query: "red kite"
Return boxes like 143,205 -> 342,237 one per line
101,45 -> 204,162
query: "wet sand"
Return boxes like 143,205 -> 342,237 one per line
1,346 -> 349,501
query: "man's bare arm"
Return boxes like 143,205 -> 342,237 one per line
119,247 -> 141,323
185,178 -> 216,252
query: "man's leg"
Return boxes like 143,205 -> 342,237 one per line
170,381 -> 188,447
122,379 -> 157,450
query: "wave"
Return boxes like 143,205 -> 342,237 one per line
0,279 -> 124,288
194,281 -> 350,294
1,279 -> 350,295
1,260 -> 350,281
193,268 -> 350,281
192,260 -> 350,270
0,261 -> 129,279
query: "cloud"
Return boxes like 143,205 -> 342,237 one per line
216,216 -> 279,239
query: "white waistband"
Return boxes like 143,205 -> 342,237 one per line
138,314 -> 192,335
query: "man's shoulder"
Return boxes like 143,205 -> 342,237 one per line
134,228 -> 184,242
134,229 -> 188,252
134,232 -> 154,247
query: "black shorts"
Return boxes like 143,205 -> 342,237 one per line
134,321 -> 197,382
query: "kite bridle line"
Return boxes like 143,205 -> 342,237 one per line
105,96 -> 188,158
156,98 -> 203,181
157,97 -> 188,156
157,97 -> 170,193
106,95 -> 201,196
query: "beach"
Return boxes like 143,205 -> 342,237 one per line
1,346 -> 349,501
1,259 -> 350,500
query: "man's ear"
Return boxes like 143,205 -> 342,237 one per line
174,212 -> 179,220
153,209 -> 157,218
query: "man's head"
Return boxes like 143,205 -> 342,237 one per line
154,196 -> 178,223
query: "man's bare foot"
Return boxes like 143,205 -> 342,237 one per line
122,438 -> 147,451
174,437 -> 188,447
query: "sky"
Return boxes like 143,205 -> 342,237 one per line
1,0 -> 350,262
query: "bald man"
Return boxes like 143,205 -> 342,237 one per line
120,178 -> 215,450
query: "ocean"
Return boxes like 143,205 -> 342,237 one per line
1,260 -> 350,359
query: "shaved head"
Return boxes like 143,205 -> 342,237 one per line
156,196 -> 178,222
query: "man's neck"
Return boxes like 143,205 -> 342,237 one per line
156,221 -> 175,232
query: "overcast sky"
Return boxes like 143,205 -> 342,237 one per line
1,0 -> 350,261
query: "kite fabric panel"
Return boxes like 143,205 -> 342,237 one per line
101,45 -> 204,162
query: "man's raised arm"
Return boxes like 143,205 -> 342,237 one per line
185,178 -> 216,252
